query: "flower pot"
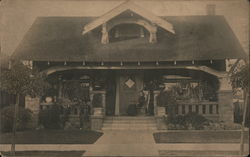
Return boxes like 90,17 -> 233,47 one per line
157,107 -> 166,116
93,107 -> 104,116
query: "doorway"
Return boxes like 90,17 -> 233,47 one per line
117,71 -> 143,115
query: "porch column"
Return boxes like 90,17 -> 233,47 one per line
115,76 -> 120,115
58,75 -> 63,99
153,90 -> 160,115
218,76 -> 234,122
100,91 -> 106,115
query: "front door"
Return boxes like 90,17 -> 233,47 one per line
119,71 -> 143,115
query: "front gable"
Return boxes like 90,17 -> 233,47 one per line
82,0 -> 175,35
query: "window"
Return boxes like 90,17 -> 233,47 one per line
109,24 -> 148,42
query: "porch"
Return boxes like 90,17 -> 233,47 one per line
32,65 -> 233,130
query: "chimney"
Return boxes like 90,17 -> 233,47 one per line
206,4 -> 216,15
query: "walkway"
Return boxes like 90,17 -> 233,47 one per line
83,130 -> 159,156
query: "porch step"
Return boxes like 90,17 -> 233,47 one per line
102,116 -> 157,131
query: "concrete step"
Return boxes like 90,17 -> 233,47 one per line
104,120 -> 156,124
105,116 -> 155,120
102,127 -> 157,131
102,116 -> 157,131
103,123 -> 157,127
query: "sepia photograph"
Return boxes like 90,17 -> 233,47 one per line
0,0 -> 249,156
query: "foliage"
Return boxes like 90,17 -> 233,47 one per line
92,93 -> 102,107
38,105 -> 63,129
204,122 -> 242,130
0,62 -> 50,96
0,105 -> 32,132
230,62 -> 249,127
127,104 -> 137,116
157,90 -> 177,107
166,112 -> 209,130
63,80 -> 90,102
230,63 -> 249,90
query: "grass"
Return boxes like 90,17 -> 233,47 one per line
1,151 -> 85,157
154,131 -> 249,143
0,130 -> 103,144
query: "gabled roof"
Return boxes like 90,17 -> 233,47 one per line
12,16 -> 246,62
82,0 -> 175,35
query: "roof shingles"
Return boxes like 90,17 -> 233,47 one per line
12,16 -> 246,62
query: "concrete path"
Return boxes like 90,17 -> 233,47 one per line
83,130 -> 159,156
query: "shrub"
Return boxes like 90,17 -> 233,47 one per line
127,104 -> 137,116
92,93 -> 102,108
166,112 -> 209,130
38,105 -> 62,129
157,90 -> 176,107
204,122 -> 242,130
184,112 -> 209,130
0,105 -> 32,132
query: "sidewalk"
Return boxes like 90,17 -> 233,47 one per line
0,143 -> 248,152
0,130 -> 249,156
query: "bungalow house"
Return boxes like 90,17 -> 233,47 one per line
11,1 -> 246,130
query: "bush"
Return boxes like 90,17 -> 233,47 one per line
0,105 -> 32,132
204,122 -> 242,130
166,112 -> 209,130
38,105 -> 62,129
127,104 -> 137,116
184,112 -> 209,130
92,93 -> 102,108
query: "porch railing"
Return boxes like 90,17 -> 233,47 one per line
175,101 -> 219,115
175,101 -> 219,121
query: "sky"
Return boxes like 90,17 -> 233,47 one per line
0,0 -> 249,56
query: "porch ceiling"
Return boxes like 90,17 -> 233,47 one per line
12,16 -> 246,62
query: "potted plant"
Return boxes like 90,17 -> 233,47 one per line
92,93 -> 103,116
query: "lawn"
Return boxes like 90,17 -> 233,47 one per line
154,131 -> 249,143
0,130 -> 103,144
1,151 -> 85,157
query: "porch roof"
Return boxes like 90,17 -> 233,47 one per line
12,16 -> 246,62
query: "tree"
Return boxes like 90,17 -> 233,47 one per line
0,61 -> 50,156
230,61 -> 249,155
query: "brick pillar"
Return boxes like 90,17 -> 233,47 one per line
90,90 -> 105,130
153,90 -> 160,115
25,96 -> 40,128
218,77 -> 234,122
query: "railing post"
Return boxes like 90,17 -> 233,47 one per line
206,104 -> 210,114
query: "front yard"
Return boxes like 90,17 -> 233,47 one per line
0,130 -> 103,144
154,131 -> 249,143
